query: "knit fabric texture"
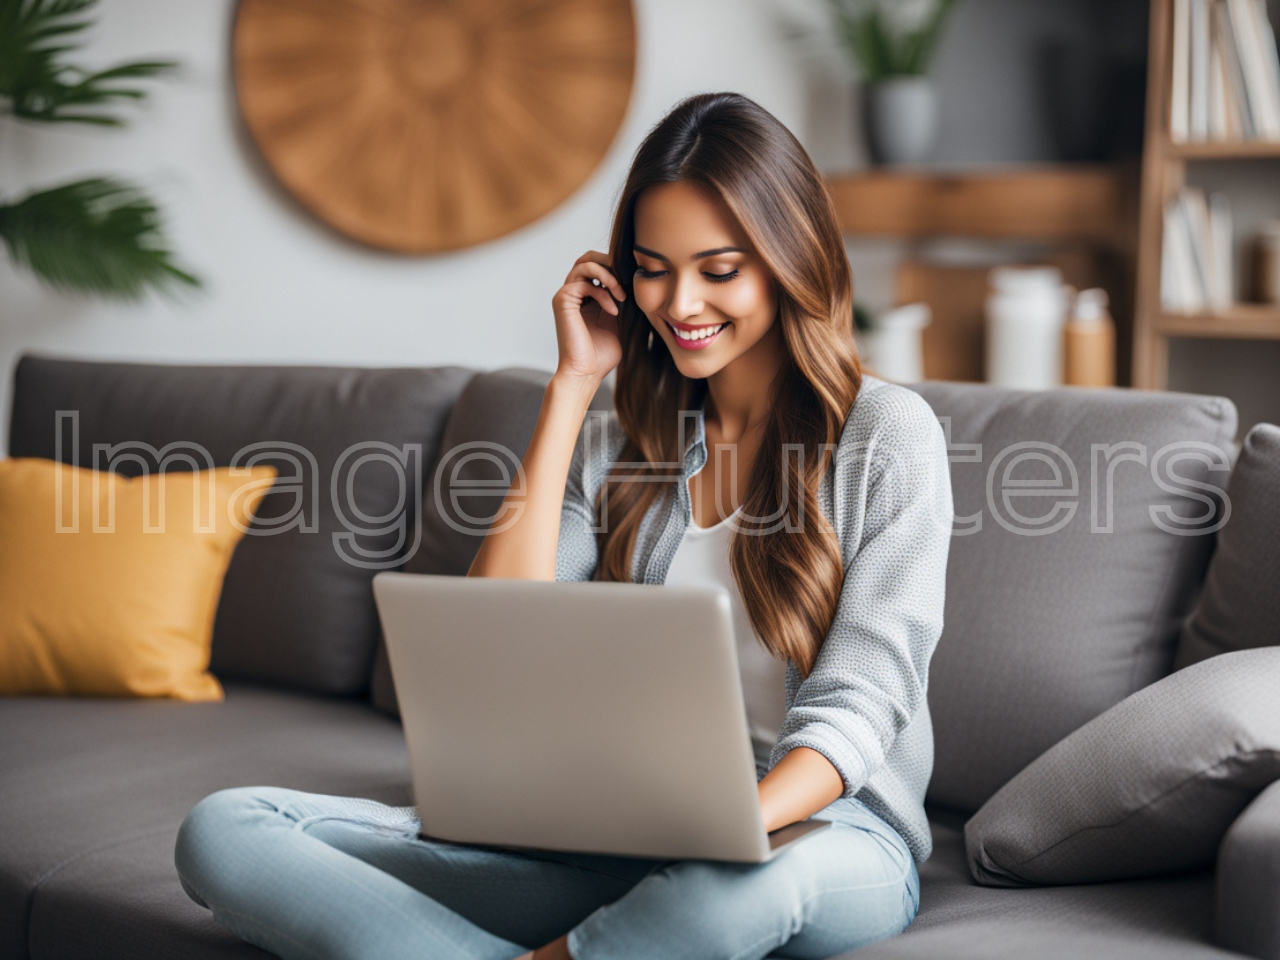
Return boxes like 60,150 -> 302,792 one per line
555,375 -> 953,864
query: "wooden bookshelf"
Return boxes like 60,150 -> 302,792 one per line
826,167 -> 1132,244
1132,0 -> 1280,389
827,167 -> 1137,383
1155,304 -> 1280,338
1167,139 -> 1280,159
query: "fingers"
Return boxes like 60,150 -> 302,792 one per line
560,280 -> 618,317
565,253 -> 626,304
575,263 -> 627,306
574,250 -> 611,269
582,283 -> 620,317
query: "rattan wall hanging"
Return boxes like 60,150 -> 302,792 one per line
233,0 -> 636,253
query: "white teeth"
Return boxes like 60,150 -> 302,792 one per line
671,323 -> 725,341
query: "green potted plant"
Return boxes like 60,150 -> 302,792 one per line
824,0 -> 959,166
0,0 -> 199,299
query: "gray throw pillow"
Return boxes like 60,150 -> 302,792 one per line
964,646 -> 1280,886
1175,422 -> 1280,670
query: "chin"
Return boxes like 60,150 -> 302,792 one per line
670,357 -> 724,381
664,342 -> 732,378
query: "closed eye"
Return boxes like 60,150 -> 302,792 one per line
634,267 -> 739,283
704,269 -> 739,284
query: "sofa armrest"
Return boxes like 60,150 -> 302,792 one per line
1217,778 -> 1280,960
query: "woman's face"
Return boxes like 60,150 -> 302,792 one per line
632,180 -> 780,380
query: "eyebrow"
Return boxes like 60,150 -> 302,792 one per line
633,244 -> 747,262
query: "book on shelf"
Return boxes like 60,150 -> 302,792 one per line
1192,0 -> 1211,138
1171,0 -> 1280,142
1161,186 -> 1234,313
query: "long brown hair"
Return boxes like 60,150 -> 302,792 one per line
597,92 -> 861,677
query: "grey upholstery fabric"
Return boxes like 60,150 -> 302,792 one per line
833,803 -> 1238,960
371,368 -> 612,717
964,647 -> 1280,886
1,363 -> 1255,960
0,684 -> 410,960
405,368 -> 563,577
1217,779 -> 1280,960
0,685 -> 1241,960
1175,423 -> 1280,670
907,382 -> 1237,813
7,354 -> 473,696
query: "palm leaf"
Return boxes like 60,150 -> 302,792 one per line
827,1 -> 887,83
864,11 -> 899,76
824,0 -> 958,80
900,0 -> 958,74
0,0 -> 176,125
0,178 -> 201,299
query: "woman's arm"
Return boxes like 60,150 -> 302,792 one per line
467,251 -> 625,580
757,746 -> 844,833
767,386 -> 953,826
466,377 -> 600,580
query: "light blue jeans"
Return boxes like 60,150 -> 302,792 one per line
174,786 -> 920,960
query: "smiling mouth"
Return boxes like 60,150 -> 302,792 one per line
666,321 -> 728,350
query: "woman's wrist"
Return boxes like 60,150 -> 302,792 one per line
547,371 -> 605,411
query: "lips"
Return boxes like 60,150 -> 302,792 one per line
665,320 -> 727,351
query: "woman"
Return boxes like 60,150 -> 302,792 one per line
175,92 -> 952,960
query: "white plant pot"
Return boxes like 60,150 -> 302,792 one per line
863,77 -> 939,166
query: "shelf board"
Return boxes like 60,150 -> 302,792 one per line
1154,304 -> 1280,339
1166,139 -> 1280,160
826,166 -> 1130,243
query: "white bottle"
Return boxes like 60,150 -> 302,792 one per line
985,266 -> 1069,390
859,302 -> 931,383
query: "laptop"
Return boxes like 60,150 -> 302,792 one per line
371,572 -> 831,863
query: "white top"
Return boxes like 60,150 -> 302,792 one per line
665,483 -> 788,775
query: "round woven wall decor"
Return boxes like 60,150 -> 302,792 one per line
233,0 -> 636,253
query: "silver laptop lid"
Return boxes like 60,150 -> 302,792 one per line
372,572 -> 771,861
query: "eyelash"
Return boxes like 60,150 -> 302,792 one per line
634,267 -> 740,284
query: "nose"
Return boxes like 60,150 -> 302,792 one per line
666,272 -> 703,322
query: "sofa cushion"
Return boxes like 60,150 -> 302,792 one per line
372,367 -> 613,717
836,804 -> 1226,960
1216,778 -> 1280,960
963,647 -> 1280,886
7,355 -> 474,696
406,368 -> 561,577
0,683 -> 411,960
1174,422 -> 1280,670
0,687 -> 1230,960
907,383 -> 1236,813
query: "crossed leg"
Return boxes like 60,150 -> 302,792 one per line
175,785 -> 661,960
175,786 -> 918,960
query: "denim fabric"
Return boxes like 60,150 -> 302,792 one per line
175,786 -> 920,960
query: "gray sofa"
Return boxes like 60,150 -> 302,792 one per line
1,353 -> 1277,960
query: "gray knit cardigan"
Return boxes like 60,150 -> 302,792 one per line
554,375 -> 953,864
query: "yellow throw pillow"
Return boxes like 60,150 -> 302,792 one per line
0,458 -> 277,701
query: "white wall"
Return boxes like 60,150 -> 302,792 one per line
0,0 -> 848,455
8,0 -> 1269,451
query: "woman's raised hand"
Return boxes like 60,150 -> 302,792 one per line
552,251 -> 626,386
469,252 -> 627,581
